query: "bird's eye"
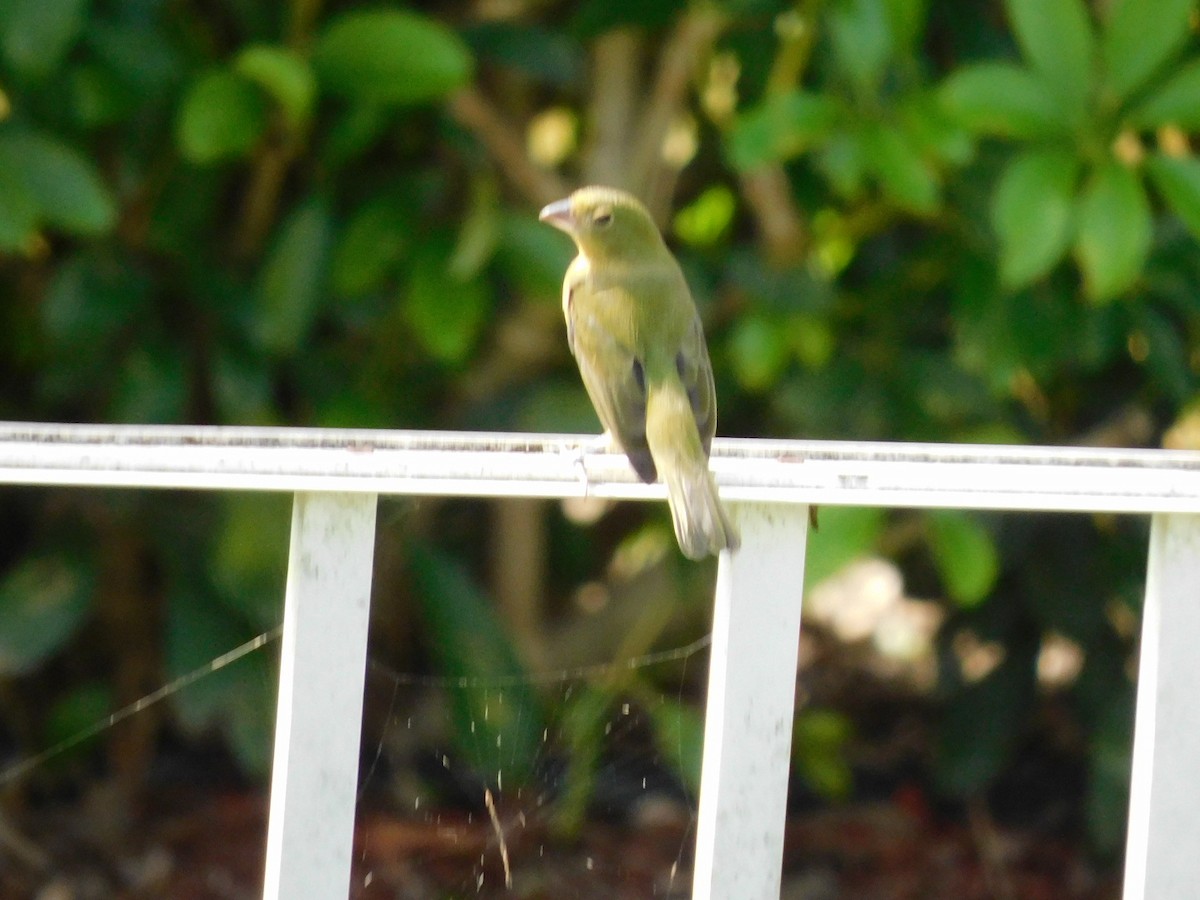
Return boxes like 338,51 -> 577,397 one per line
593,209 -> 613,228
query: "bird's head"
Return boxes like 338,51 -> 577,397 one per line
539,186 -> 665,262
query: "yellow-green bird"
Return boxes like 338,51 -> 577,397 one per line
539,186 -> 739,559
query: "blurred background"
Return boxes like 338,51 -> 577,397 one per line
1,0 -> 1199,896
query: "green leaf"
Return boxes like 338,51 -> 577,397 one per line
166,582 -> 275,776
109,340 -> 188,423
1005,0 -> 1096,114
939,63 -> 1068,138
87,20 -> 183,96
898,91 -> 974,168
464,22 -> 584,87
570,0 -> 679,37
937,645 -> 1036,794
673,185 -> 736,247
827,0 -> 893,92
234,44 -> 316,133
405,237 -> 491,365
493,212 -> 575,304
1147,153 -> 1200,240
0,0 -> 88,81
1129,59 -> 1200,128
726,90 -> 839,171
804,507 -> 887,588
728,314 -> 791,392
212,493 -> 290,628
885,0 -> 930,56
952,262 -> 1105,391
321,103 -> 391,168
255,198 -> 333,354
0,160 -> 37,249
553,684 -> 610,835
42,683 -> 111,767
861,123 -> 939,214
787,312 -> 836,369
0,129 -> 116,236
1087,693 -> 1134,853
449,179 -> 501,279
1102,0 -> 1194,102
991,148 -> 1080,288
927,510 -> 999,607
331,197 -> 411,298
649,698 -> 705,793
0,554 -> 93,676
1074,161 -> 1151,301
176,69 -> 267,164
314,9 -> 473,106
793,709 -> 854,800
816,130 -> 868,197
42,253 -> 149,349
70,63 -> 137,127
408,543 -> 544,786
1136,305 -> 1193,403
212,348 -> 276,424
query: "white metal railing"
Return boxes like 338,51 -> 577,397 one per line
0,421 -> 1197,899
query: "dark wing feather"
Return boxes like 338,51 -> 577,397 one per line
566,278 -> 657,483
674,313 -> 718,457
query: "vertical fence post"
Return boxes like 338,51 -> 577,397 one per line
692,503 -> 810,900
263,492 -> 378,899
1123,512 -> 1200,900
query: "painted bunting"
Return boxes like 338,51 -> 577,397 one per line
539,186 -> 739,559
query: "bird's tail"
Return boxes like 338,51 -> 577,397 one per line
645,384 -> 740,560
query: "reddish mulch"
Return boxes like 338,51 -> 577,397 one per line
0,787 -> 1120,899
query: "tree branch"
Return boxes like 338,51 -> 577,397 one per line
630,6 -> 726,220
582,28 -> 645,190
448,87 -> 569,208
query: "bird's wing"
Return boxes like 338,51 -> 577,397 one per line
674,311 -> 718,456
565,276 -> 658,483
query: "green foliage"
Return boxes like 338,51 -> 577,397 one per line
926,510 -> 1000,607
176,69 -> 267,164
673,185 -> 737,247
1146,155 -> 1200,239
404,236 -> 492,365
408,544 -> 545,787
0,554 -> 93,675
793,709 -> 855,800
648,697 -> 705,794
939,64 -> 1069,139
0,0 -> 1191,852
1129,60 -> 1200,128
1075,161 -> 1152,301
0,0 -> 89,82
1006,0 -> 1095,116
166,581 -> 276,775
936,640 -> 1037,794
728,91 -> 839,171
313,9 -> 473,106
211,493 -> 291,629
991,149 -> 1080,288
255,198 -> 334,355
1102,0 -> 1195,101
0,128 -> 115,247
939,0 -> 1200,301
804,507 -> 887,588
234,45 -> 316,133
43,682 -> 111,769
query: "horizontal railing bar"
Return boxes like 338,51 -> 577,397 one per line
0,421 -> 1199,513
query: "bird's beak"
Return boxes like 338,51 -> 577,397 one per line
538,198 -> 575,232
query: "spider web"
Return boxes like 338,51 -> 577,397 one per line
351,638 -> 710,899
